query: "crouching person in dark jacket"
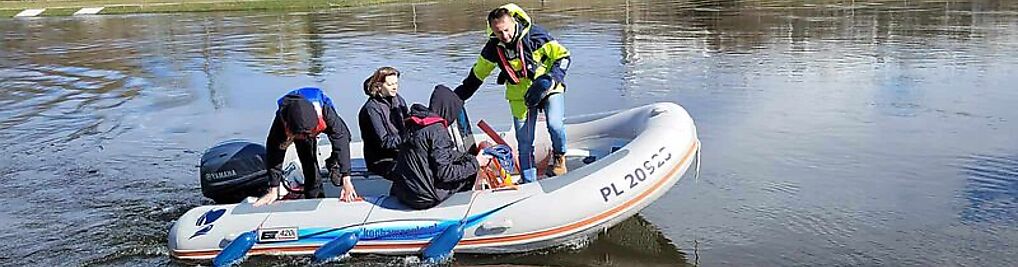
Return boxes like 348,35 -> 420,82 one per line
389,85 -> 487,209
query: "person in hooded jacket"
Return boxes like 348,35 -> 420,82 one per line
389,85 -> 490,209
358,67 -> 409,177
254,87 -> 358,207
453,4 -> 572,183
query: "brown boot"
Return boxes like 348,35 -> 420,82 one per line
548,153 -> 568,177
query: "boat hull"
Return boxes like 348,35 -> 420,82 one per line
169,102 -> 699,259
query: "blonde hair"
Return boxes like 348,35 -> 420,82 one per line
363,66 -> 400,97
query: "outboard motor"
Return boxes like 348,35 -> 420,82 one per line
199,140 -> 270,204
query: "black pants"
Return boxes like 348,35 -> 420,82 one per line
396,176 -> 477,210
369,158 -> 396,179
295,138 -> 325,199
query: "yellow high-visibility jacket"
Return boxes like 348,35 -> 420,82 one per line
454,3 -> 572,119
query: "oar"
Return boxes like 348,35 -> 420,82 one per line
421,191 -> 482,262
477,120 -> 509,146
311,197 -> 381,263
212,205 -> 273,267
311,231 -> 360,263
212,231 -> 257,267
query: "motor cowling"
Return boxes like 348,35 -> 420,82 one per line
199,140 -> 270,204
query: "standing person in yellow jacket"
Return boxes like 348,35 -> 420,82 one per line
454,3 -> 571,183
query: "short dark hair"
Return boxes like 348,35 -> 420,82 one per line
487,7 -> 511,23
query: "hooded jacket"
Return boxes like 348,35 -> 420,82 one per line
389,85 -> 479,209
454,3 -> 571,119
266,88 -> 351,198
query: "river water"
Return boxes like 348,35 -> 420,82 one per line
1,0 -> 1016,266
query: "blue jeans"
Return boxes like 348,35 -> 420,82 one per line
513,93 -> 566,183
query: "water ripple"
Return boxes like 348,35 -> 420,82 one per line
958,153 -> 1018,225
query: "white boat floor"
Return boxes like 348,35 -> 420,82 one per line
309,136 -> 632,201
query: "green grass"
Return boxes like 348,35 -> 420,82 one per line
1,0 -> 399,17
0,9 -> 17,18
42,7 -> 80,16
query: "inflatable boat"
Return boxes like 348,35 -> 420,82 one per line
168,102 -> 700,261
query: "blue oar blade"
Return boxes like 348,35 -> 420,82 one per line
212,231 -> 257,267
312,231 -> 360,263
421,222 -> 465,261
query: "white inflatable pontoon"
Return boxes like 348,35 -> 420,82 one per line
168,102 -> 700,260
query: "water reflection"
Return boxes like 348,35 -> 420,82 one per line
458,215 -> 689,266
0,0 -> 1017,266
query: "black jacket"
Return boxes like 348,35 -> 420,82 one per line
389,86 -> 478,209
266,92 -> 351,198
358,95 -> 408,175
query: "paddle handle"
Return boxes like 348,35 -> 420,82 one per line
477,120 -> 508,146
477,120 -> 522,175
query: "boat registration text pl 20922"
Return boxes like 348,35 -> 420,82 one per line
599,146 -> 673,203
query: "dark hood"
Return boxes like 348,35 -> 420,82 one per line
428,84 -> 464,124
407,104 -> 446,128
278,95 -> 318,134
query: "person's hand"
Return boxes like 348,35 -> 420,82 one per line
253,186 -> 280,207
477,140 -> 494,151
525,75 -> 554,108
474,169 -> 489,190
339,176 -> 359,202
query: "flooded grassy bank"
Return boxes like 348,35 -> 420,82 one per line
0,0 -> 396,18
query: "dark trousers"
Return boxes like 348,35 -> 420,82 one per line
295,138 -> 324,199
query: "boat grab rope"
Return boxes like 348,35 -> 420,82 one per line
359,197 -> 385,227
